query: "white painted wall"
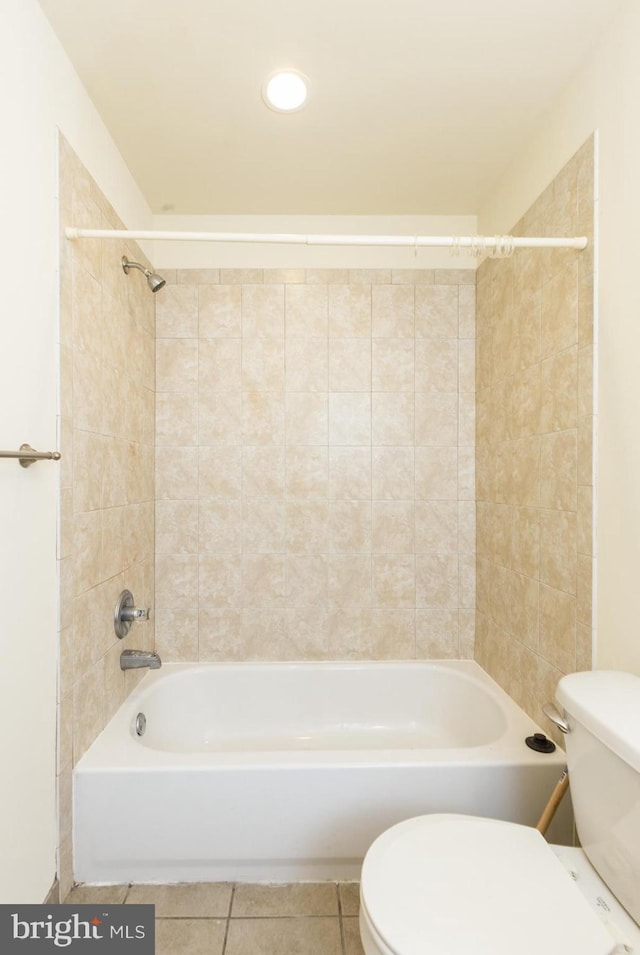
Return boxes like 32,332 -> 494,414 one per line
479,0 -> 640,675
150,214 -> 478,270
0,0 -> 150,903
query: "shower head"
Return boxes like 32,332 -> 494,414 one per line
121,256 -> 166,293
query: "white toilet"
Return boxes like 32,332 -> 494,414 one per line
360,671 -> 640,955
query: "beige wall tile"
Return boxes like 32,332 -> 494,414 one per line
199,500 -> 242,554
416,554 -> 458,609
415,393 -> 458,446
329,502 -> 372,553
242,284 -> 285,337
327,609 -> 372,658
242,555 -> 286,608
177,268 -> 219,285
155,608 -> 199,662
286,392 -> 328,444
286,556 -> 328,608
243,391 -> 285,445
243,446 -> 285,499
539,509 -> 577,594
416,609 -> 459,658
242,338 -> 285,391
540,430 -> 577,511
372,502 -> 415,554
285,609 -> 329,659
415,502 -> 458,554
415,340 -> 458,392
372,610 -> 416,658
156,500 -> 198,554
156,554 -> 199,606
329,447 -> 371,500
242,501 -> 285,553
199,338 -> 242,392
285,284 -> 328,336
286,338 -> 328,391
372,446 -> 414,500
155,284 -> 198,337
330,393 -> 371,445
541,262 -> 578,359
199,556 -> 242,607
285,502 -> 329,553
286,446 -> 328,500
329,339 -> 371,392
199,609 -> 243,660
199,284 -> 241,337
221,268 -> 264,285
372,392 -> 414,445
328,556 -> 370,608
156,339 -> 198,392
372,339 -> 415,391
539,584 -> 576,673
541,347 -> 578,432
199,446 -> 242,499
372,285 -> 414,338
328,285 -> 371,337
415,285 -> 458,338
415,447 -> 457,500
372,555 -> 415,608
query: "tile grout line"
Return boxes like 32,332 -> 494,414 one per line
337,881 -> 347,955
221,884 -> 236,954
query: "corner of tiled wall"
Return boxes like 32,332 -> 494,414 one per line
475,135 -> 595,736
154,266 -> 477,665
57,135 -> 155,898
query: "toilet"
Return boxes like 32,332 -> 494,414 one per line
360,671 -> 640,955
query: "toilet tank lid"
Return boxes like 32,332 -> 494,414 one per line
557,670 -> 640,772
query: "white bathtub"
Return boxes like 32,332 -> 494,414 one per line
73,661 -> 571,883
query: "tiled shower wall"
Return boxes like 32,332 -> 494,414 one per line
474,137 -> 595,729
154,268 -> 476,662
57,137 -> 155,897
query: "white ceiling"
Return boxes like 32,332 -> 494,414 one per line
39,0 -> 618,215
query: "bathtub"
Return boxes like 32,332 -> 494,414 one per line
73,661 -> 571,883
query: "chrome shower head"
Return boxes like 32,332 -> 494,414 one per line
121,256 -> 166,293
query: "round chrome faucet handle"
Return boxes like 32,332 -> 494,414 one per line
114,590 -> 150,638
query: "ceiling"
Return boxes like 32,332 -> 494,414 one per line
39,0 -> 618,215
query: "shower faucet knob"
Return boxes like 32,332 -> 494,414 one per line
114,590 -> 150,639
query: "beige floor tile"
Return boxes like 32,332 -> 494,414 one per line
226,917 -> 342,955
231,882 -> 338,917
338,882 -> 360,916
155,918 -> 226,955
64,884 -> 129,904
126,883 -> 232,917
343,916 -> 365,955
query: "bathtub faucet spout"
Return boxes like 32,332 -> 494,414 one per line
120,649 -> 162,671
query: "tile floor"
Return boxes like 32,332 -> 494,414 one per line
64,881 -> 364,955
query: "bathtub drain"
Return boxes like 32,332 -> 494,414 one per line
135,712 -> 147,736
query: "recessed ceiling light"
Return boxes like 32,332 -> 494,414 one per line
262,70 -> 309,112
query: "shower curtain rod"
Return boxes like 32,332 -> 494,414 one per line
64,228 -> 588,252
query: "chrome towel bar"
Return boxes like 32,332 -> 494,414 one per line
0,444 -> 62,468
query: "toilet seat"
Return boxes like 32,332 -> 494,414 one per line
360,814 -> 617,955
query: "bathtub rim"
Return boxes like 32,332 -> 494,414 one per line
75,660 -> 565,772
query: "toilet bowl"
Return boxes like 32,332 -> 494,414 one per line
360,671 -> 640,955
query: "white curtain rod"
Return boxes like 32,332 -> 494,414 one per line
64,227 -> 588,252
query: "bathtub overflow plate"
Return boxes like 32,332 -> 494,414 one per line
135,712 -> 147,737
